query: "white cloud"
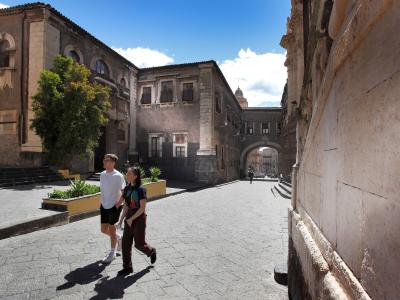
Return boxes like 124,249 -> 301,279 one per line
219,48 -> 287,107
0,3 -> 9,9
112,47 -> 174,68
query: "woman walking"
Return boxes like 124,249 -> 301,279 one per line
117,167 -> 157,276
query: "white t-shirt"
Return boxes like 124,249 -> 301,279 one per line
100,169 -> 126,209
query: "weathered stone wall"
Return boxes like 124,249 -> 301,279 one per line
0,13 -> 23,166
285,0 -> 400,299
136,64 -> 201,181
212,68 -> 242,183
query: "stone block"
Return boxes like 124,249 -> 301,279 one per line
336,182 -> 362,278
361,193 -> 400,300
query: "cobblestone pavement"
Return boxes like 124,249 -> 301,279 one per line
0,181 -> 289,299
0,180 -> 199,230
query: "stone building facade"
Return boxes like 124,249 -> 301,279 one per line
135,62 -> 243,183
0,3 -> 138,171
0,2 -> 295,184
283,0 -> 400,299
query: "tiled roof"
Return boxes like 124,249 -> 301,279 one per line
0,2 -> 139,70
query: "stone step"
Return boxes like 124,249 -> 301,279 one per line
0,167 -> 65,188
279,182 -> 292,195
87,172 -> 101,181
274,185 -> 291,199
281,180 -> 292,188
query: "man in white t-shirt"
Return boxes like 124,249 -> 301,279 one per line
100,154 -> 126,263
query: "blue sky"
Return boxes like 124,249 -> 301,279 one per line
1,0 -> 290,106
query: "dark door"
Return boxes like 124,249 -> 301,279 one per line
94,127 -> 106,171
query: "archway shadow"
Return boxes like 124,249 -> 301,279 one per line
56,261 -> 107,291
90,266 -> 153,300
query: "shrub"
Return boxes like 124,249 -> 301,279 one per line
138,166 -> 146,180
149,167 -> 161,182
48,180 -> 100,199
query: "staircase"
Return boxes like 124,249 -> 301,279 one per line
87,172 -> 101,181
272,180 -> 292,199
0,167 -> 65,188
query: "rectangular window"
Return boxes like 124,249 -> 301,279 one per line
160,81 -> 173,103
262,122 -> 270,135
175,146 -> 185,158
215,92 -> 221,113
246,122 -> 254,135
141,87 -> 152,105
182,83 -> 194,102
173,133 -> 188,158
151,137 -> 161,158
276,122 -> 282,135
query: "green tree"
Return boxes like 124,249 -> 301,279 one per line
31,55 -> 111,165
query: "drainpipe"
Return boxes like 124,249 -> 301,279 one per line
19,12 -> 27,145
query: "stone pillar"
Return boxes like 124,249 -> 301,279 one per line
128,68 -> 138,163
21,19 -> 60,165
197,63 -> 215,156
195,63 -> 217,183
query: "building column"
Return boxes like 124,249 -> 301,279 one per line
22,19 -> 60,165
128,68 -> 138,163
195,63 -> 217,183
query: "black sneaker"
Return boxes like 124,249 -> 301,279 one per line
150,248 -> 157,264
117,267 -> 133,276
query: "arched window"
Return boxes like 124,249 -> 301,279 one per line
68,50 -> 80,63
120,77 -> 126,87
0,40 -> 10,68
95,59 -> 109,76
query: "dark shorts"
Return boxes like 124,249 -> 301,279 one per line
100,205 -> 121,225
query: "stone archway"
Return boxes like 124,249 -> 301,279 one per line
240,141 -> 282,178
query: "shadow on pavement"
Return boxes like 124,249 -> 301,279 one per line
57,261 -> 106,290
57,261 -> 152,299
90,266 -> 153,299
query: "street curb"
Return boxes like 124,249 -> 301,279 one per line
0,212 -> 68,240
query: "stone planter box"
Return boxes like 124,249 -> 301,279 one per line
42,193 -> 101,220
144,180 -> 166,200
41,180 -> 166,221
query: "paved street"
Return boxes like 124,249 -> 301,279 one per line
0,181 -> 289,299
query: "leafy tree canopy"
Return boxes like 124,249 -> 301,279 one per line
31,55 -> 111,164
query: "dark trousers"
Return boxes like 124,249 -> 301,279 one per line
250,176 -> 253,184
122,213 -> 153,269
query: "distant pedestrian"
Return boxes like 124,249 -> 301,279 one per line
248,168 -> 254,184
99,154 -> 126,264
116,167 -> 157,276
